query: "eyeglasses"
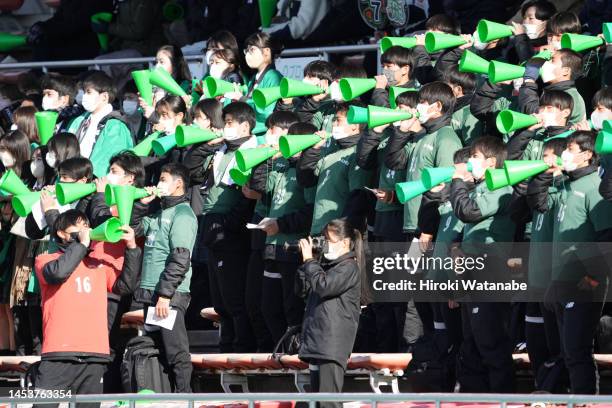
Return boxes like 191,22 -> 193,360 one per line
244,46 -> 261,55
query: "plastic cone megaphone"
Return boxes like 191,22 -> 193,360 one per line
561,33 -> 605,52
175,125 -> 217,147
259,0 -> 277,28
204,77 -> 246,98
236,147 -> 278,172
347,105 -> 369,124
339,78 -> 376,101
477,19 -> 514,43
279,134 -> 323,158
55,183 -> 96,205
380,36 -> 417,53
504,160 -> 556,185
485,168 -> 510,191
395,179 -> 429,204
531,49 -> 552,61
422,163 -> 472,187
105,184 -> 150,206
91,12 -> 113,51
280,78 -> 324,98
459,50 -> 490,74
35,111 -> 58,145
90,217 -> 123,243
12,192 -> 40,217
151,134 -> 177,156
425,32 -> 467,53
252,86 -> 282,109
131,132 -> 161,157
0,33 -> 26,53
131,70 -> 153,105
605,23 -> 612,44
229,167 -> 251,186
163,1 -> 184,21
604,120 -> 612,133
0,169 -> 30,196
367,105 -> 414,128
488,60 -> 525,84
389,87 -> 415,109
595,130 -> 612,154
112,185 -> 137,225
149,67 -> 187,97
496,110 -> 538,134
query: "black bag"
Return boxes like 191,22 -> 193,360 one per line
121,336 -> 173,393
272,325 -> 303,358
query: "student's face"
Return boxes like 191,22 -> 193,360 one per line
591,104 -> 612,130
265,125 -> 288,146
209,55 -> 231,79
382,62 -> 409,84
538,105 -> 570,127
244,45 -> 269,69
57,218 -> 89,244
0,149 -> 15,169
156,51 -> 173,75
323,229 -> 351,259
333,113 -> 359,137
547,34 -> 562,50
107,163 -> 134,186
157,172 -> 183,197
523,7 -> 545,25
468,149 -> 496,180
158,109 -> 184,134
194,112 -> 212,130
303,75 -> 329,91
42,89 -> 69,111
562,141 -> 592,171
82,88 -> 108,113
58,175 -> 88,184
223,114 -> 250,140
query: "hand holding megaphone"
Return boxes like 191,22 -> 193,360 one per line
223,83 -> 244,102
398,110 -> 420,132
459,34 -> 474,50
140,186 -> 160,204
542,154 -> 562,174
120,225 -> 138,249
78,227 -> 91,248
40,189 -> 57,213
452,163 -> 472,181
313,130 -> 328,149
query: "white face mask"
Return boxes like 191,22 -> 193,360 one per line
265,131 -> 280,146
523,24 -> 540,39
156,181 -> 171,197
209,63 -> 228,79
0,152 -> 15,168
542,111 -> 559,128
30,159 -> 45,179
81,92 -> 100,113
551,40 -> 562,51
323,241 -> 344,261
468,157 -> 485,179
540,61 -> 557,83
45,151 -> 57,168
223,126 -> 240,141
245,50 -> 264,69
75,89 -> 84,106
159,118 -> 176,134
106,172 -> 123,185
42,95 -> 60,111
331,126 -> 348,140
590,110 -> 608,130
122,100 -> 139,116
10,124 -> 17,131
416,103 -> 431,124
472,31 -> 488,50
561,149 -> 578,172
329,81 -> 343,101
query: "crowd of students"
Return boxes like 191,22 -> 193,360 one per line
0,0 -> 611,401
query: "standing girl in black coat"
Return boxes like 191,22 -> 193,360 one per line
297,218 -> 363,408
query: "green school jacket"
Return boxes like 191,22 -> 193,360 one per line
201,151 -> 242,215
429,200 -> 464,281
376,133 -> 408,213
246,68 -> 284,136
451,104 -> 483,146
564,87 -> 587,125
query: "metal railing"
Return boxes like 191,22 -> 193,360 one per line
2,392 -> 612,407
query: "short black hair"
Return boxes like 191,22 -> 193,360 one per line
425,14 -> 460,35
245,32 -> 282,58
418,82 -> 456,114
52,209 -> 88,242
453,146 -> 472,164
546,11 -> 581,36
194,98 -> 225,130
336,101 -> 367,131
395,90 -> 419,108
223,101 -> 256,132
160,162 -> 190,187
471,136 -> 507,169
288,122 -> 318,135
41,73 -> 77,103
381,46 -> 415,71
58,157 -> 94,182
540,90 -> 574,112
304,60 -> 337,83
521,0 -> 557,21
47,132 -> 80,165
593,87 -> 612,110
443,67 -> 476,95
567,130 -> 597,165
557,49 -> 583,80
156,95 -> 188,118
543,137 -> 567,156
266,111 -> 299,130
81,71 -> 116,103
109,151 -> 145,187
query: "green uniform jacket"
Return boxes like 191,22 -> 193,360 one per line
451,104 -> 483,146
246,68 -> 283,136
429,200 -> 464,281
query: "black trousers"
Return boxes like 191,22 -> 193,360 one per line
12,302 -> 42,356
245,247 -> 274,351
310,359 -> 345,408
458,302 -> 515,393
525,301 -> 561,381
33,360 -> 106,408
143,304 -> 192,392
208,248 -> 255,352
261,259 -> 305,344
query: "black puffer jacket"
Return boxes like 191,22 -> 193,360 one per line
297,251 -> 360,369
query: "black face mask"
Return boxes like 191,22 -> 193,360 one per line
68,231 -> 80,243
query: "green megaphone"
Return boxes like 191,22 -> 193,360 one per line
91,12 -> 113,51
35,111 -> 59,145
380,36 -> 417,53
339,78 -> 376,101
389,87 -> 415,109
367,105 -> 415,128
259,0 -> 277,28
347,105 -> 369,124
12,191 -> 40,217
485,168 -> 510,191
605,23 -> 612,44
55,183 -> 96,205
105,184 -> 150,206
151,134 -> 177,156
149,67 -> 187,97
131,70 -> 153,106
425,32 -> 467,53
229,167 -> 251,186
421,163 -> 473,187
496,110 -> 538,134
488,60 -> 525,84
131,132 -> 162,157
175,125 -> 217,147
280,78 -> 324,98
204,77 -> 246,98
477,19 -> 514,43
0,169 -> 30,196
531,49 -> 552,61
595,130 -> 612,154
504,159 -> 559,185
163,1 -> 184,21
395,179 -> 429,204
279,134 -> 324,158
235,147 -> 278,172
112,185 -> 137,225
90,217 -> 124,243
0,33 -> 26,53
252,86 -> 282,109
459,50 -> 490,74
561,33 -> 605,52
